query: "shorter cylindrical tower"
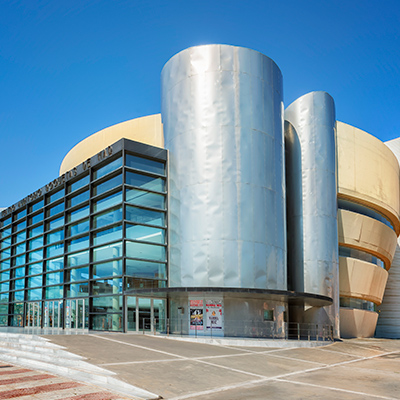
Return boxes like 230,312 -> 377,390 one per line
285,91 -> 339,337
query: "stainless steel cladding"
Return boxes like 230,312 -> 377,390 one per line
285,91 -> 339,336
161,45 -> 286,290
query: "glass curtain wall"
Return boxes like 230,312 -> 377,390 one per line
0,140 -> 167,331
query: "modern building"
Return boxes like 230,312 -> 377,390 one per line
0,44 -> 399,339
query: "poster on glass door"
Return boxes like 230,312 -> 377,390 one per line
189,300 -> 204,330
206,300 -> 223,330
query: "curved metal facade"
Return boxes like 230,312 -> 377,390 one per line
161,45 -> 286,290
284,91 -> 339,335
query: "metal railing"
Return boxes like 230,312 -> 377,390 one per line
135,318 -> 334,342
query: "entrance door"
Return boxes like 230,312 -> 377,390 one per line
44,301 -> 63,328
25,302 -> 42,328
65,299 -> 88,330
126,296 -> 166,333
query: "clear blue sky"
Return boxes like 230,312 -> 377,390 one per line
1,0 -> 399,207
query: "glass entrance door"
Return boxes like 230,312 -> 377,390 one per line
65,299 -> 88,330
126,296 -> 166,333
25,302 -> 42,328
44,300 -> 63,328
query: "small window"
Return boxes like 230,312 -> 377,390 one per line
263,310 -> 274,322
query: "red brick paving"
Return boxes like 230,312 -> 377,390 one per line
0,373 -> 55,386
0,381 -> 82,398
61,392 -> 121,400
0,363 -> 132,399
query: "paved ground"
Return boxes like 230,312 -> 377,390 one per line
43,334 -> 400,400
0,361 -> 132,400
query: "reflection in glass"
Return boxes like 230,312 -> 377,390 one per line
93,191 -> 122,213
126,154 -> 165,175
93,242 -> 122,262
126,171 -> 165,192
125,188 -> 165,210
93,207 -> 122,229
125,241 -> 166,262
93,175 -> 122,197
92,260 -> 122,279
93,225 -> 122,246
93,158 -> 122,180
126,206 -> 165,227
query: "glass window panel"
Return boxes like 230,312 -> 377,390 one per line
67,205 -> 89,223
67,235 -> 89,253
93,191 -> 122,213
46,229 -> 64,244
28,262 -> 43,275
126,171 -> 165,192
1,228 -> 12,239
14,243 -> 26,255
126,154 -> 165,175
46,257 -> 64,272
46,243 -> 64,258
12,290 -> 24,301
93,207 -> 122,229
0,270 -> 10,281
0,260 -> 11,270
28,276 -> 42,288
14,255 -> 25,266
46,271 -> 63,285
0,293 -> 8,301
67,266 -> 89,282
68,190 -> 89,208
126,241 -> 166,262
125,188 -> 165,210
14,266 -> 25,278
28,250 -> 43,263
27,289 -> 41,301
30,200 -> 44,213
2,228 -> 12,239
126,206 -> 165,227
93,242 -> 122,262
125,277 -> 165,290
29,235 -> 43,250
0,282 -> 9,292
45,285 -> 63,299
66,283 -> 89,297
48,189 -> 64,203
15,231 -> 27,243
47,202 -> 64,217
93,174 -> 122,197
0,248 -> 11,260
93,225 -> 122,246
339,246 -> 385,269
1,237 -> 12,248
13,278 -> 25,290
28,225 -> 43,238
2,217 -> 12,227
92,279 -> 122,295
93,158 -> 122,180
68,175 -> 89,193
92,260 -> 122,279
125,224 -> 165,244
15,209 -> 27,220
91,314 -> 122,331
92,295 -> 122,313
30,212 -> 44,226
67,219 -> 89,237
47,216 -> 64,231
126,259 -> 166,279
67,250 -> 89,267
0,304 -> 8,314
14,221 -> 26,232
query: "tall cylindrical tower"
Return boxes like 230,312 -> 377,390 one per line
161,44 -> 286,291
285,91 -> 339,337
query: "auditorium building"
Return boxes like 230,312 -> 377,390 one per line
1,45 -> 399,340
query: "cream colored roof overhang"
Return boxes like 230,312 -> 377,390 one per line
60,114 -> 164,175
339,257 -> 388,305
338,209 -> 398,269
336,121 -> 400,236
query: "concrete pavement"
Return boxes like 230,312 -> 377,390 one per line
43,334 -> 400,400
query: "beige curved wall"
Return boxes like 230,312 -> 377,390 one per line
339,308 -> 378,338
337,121 -> 400,235
339,257 -> 388,305
338,209 -> 398,269
60,114 -> 164,175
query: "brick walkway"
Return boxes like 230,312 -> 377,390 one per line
0,362 -> 132,400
